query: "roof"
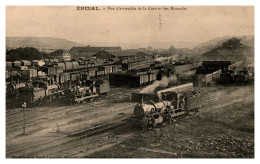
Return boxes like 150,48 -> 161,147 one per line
70,46 -> 122,58
202,61 -> 231,66
69,46 -> 153,58
51,49 -> 70,53
92,51 -> 115,59
70,52 -> 97,58
70,46 -> 122,52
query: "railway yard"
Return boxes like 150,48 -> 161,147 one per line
5,49 -> 255,158
6,84 -> 254,158
4,6 -> 256,159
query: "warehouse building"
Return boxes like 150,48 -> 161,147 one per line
50,49 -> 71,61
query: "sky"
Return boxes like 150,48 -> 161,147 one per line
6,6 -> 254,44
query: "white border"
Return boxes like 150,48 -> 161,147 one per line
1,0 -> 259,164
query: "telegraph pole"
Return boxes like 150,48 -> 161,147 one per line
22,102 -> 27,135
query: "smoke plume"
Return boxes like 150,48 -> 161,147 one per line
155,55 -> 177,64
140,75 -> 177,94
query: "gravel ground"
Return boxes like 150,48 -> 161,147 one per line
87,85 -> 254,158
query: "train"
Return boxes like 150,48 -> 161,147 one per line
5,57 -> 154,106
5,56 -> 204,108
17,78 -> 64,105
131,83 -> 202,130
219,69 -> 253,85
63,79 -> 110,104
109,62 -> 202,87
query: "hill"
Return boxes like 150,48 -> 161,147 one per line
201,37 -> 254,65
83,41 -> 200,50
193,35 -> 254,55
6,37 -> 83,52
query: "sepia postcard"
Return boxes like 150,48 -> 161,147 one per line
5,6 -> 254,158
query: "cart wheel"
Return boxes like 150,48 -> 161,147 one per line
52,94 -> 57,100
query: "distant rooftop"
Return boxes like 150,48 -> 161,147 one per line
70,46 -> 122,52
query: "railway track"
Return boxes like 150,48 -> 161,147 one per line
17,86 -> 253,158
6,86 -> 248,133
6,112 -> 132,157
6,87 -> 136,131
6,85 -> 253,157
6,96 -> 131,133
6,87 -> 128,118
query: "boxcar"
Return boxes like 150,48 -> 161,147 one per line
64,61 -> 73,72
202,74 -> 213,85
148,73 -> 156,83
70,72 -> 80,82
96,70 -> 105,76
131,75 -> 144,87
78,60 -> 85,69
32,60 -> 45,67
45,61 -> 53,66
71,61 -> 79,70
143,74 -> 149,84
54,62 -> 65,72
63,73 -> 71,82
10,70 -> 18,77
88,69 -> 96,77
21,60 -> 32,66
12,61 -> 22,67
122,63 -> 131,71
20,69 -> 37,79
109,73 -> 132,86
6,62 -> 12,70
219,73 -> 235,84
39,66 -> 55,76
6,71 -> 10,79
98,66 -> 110,75
58,74 -> 65,84
228,61 -> 243,70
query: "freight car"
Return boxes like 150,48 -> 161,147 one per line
110,71 -> 158,88
219,71 -> 235,84
131,83 -> 202,130
219,69 -> 253,85
6,62 -> 12,70
21,60 -> 32,66
63,79 -> 110,104
19,69 -> 38,80
12,61 -> 22,68
202,61 -> 231,73
228,61 -> 243,71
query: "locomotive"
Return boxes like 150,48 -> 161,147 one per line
17,79 -> 64,105
132,83 -> 202,130
63,79 -> 110,104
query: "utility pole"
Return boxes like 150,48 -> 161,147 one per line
22,102 -> 27,135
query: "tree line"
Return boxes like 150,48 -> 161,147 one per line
6,47 -> 49,61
